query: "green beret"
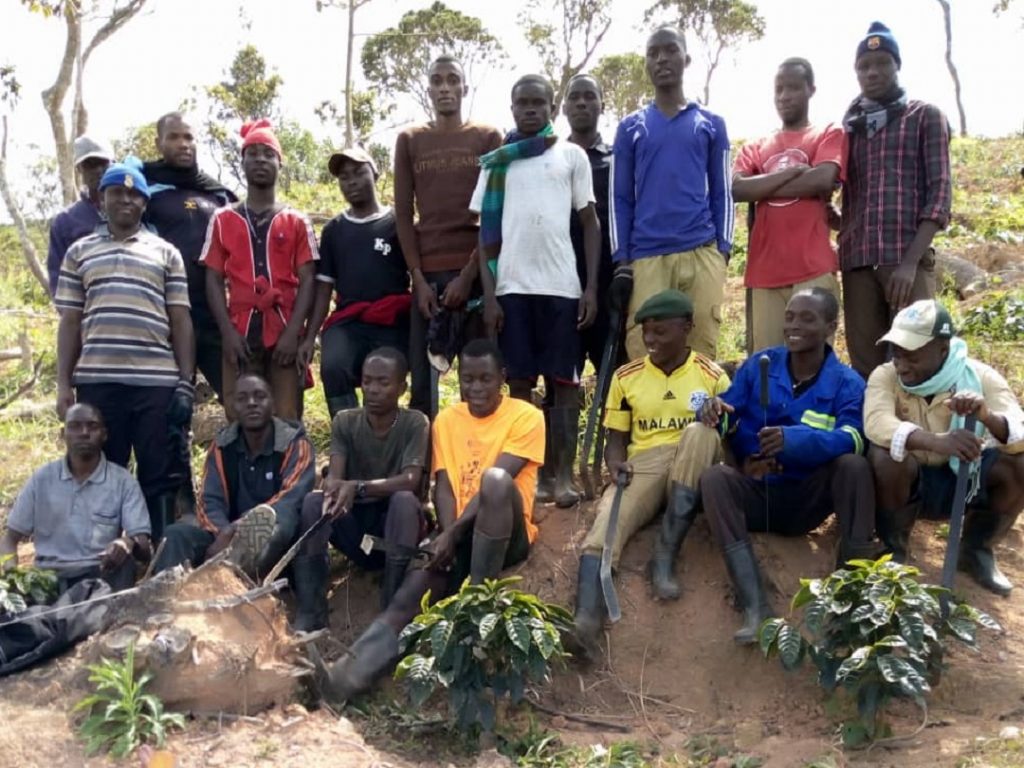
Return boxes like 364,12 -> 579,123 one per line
634,289 -> 694,323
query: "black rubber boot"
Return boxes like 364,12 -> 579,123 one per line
469,531 -> 510,584
145,494 -> 177,543
327,394 -> 359,419
835,539 -> 883,571
650,483 -> 699,600
550,406 -> 581,508
724,540 -> 773,645
380,546 -> 415,610
959,507 -> 1016,596
573,554 -> 605,660
315,620 -> 400,706
876,502 -> 919,563
291,554 -> 330,632
536,410 -> 555,504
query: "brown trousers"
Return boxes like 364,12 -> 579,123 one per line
222,344 -> 302,421
841,253 -> 936,378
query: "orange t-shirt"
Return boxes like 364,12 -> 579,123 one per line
733,123 -> 843,289
432,397 -> 545,543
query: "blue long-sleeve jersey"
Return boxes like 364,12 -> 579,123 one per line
610,101 -> 734,262
720,346 -> 866,483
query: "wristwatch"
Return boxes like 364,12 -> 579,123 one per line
356,481 -> 367,499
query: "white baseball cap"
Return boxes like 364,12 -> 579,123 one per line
877,299 -> 955,351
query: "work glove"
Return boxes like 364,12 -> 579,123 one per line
167,379 -> 196,429
609,263 -> 633,313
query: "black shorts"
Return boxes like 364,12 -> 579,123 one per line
498,293 -> 581,385
915,447 -> 1000,519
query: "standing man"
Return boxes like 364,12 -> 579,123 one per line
698,289 -> 875,644
473,74 -> 600,508
839,22 -> 952,378
47,135 -> 112,297
534,73 -> 617,505
2,403 -> 152,594
291,348 -> 429,631
611,26 -> 733,361
733,58 -> 843,353
201,120 -> 318,420
313,339 -> 545,704
865,300 -> 1024,595
299,148 -> 409,417
143,111 -> 237,400
55,163 -> 196,541
393,55 -> 502,418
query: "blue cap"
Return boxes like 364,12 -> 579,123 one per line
98,163 -> 150,200
856,21 -> 901,68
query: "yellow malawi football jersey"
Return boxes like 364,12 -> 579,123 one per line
603,352 -> 731,458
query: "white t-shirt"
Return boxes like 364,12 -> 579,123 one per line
469,140 -> 595,299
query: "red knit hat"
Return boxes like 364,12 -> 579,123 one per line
240,119 -> 283,159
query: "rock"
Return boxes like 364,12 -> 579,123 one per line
999,725 -> 1021,740
934,251 -> 986,298
473,747 -> 514,767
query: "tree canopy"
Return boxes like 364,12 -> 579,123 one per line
360,1 -> 504,119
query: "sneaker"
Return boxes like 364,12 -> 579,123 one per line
225,504 -> 277,577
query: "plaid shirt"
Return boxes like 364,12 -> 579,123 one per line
838,100 -> 951,270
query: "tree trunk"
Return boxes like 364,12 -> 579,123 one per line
0,117 -> 50,294
42,5 -> 81,206
936,0 -> 968,136
344,0 -> 356,147
702,43 -> 725,106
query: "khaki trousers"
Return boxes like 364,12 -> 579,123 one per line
581,423 -> 722,566
745,272 -> 839,354
625,244 -> 727,361
223,344 -> 302,421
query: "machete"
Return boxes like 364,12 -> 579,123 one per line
600,469 -> 629,623
580,308 -> 623,500
940,413 -> 978,619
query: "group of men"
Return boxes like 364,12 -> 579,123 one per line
3,20 -> 1022,705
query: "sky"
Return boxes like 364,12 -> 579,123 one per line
1,0 -> 1022,198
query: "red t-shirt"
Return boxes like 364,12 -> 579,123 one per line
734,124 -> 843,289
200,205 -> 317,348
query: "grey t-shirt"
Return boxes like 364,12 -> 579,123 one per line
7,455 -> 150,569
329,408 -> 429,480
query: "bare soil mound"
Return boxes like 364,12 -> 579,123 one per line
322,497 -> 1024,766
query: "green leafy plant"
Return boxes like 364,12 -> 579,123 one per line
74,641 -> 185,758
760,556 -> 1000,748
0,554 -> 57,615
960,292 -> 1024,341
395,576 -> 572,733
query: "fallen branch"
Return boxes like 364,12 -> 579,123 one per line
0,356 -> 43,411
526,697 -> 632,732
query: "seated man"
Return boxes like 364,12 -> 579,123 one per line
573,290 -> 730,655
698,288 -> 875,644
291,347 -> 429,631
152,373 -> 315,575
313,338 -> 545,703
865,299 -> 1024,595
1,403 -> 152,593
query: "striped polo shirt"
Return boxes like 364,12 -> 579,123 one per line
55,228 -> 190,387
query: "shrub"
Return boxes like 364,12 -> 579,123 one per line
74,641 -> 186,757
395,576 -> 573,733
960,291 -> 1024,341
0,554 -> 57,616
760,556 -> 1000,748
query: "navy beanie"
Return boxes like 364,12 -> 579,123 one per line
856,21 -> 901,69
